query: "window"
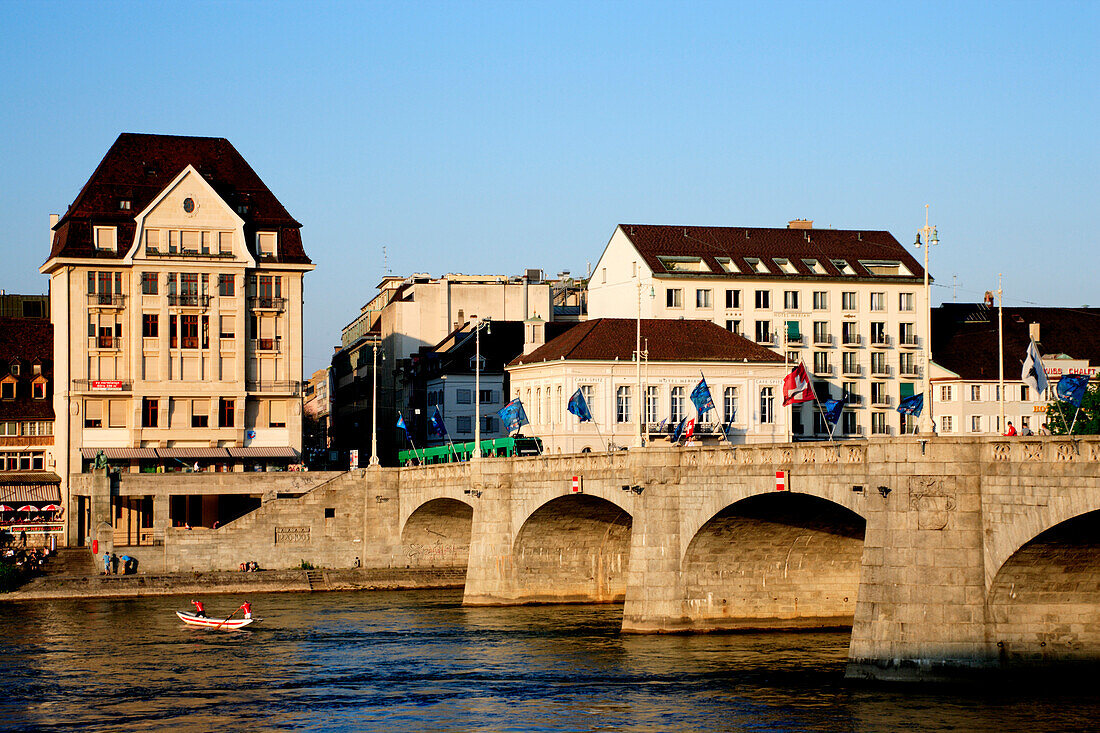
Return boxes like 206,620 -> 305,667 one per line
219,398 -> 235,427
143,314 -> 158,338
616,386 -> 631,423
256,232 -> 277,257
870,322 -> 887,346
899,292 -> 915,312
900,352 -> 916,376
725,320 -> 741,335
218,274 -> 235,296
191,400 -> 209,428
479,389 -> 495,404
725,289 -> 741,309
872,412 -> 888,435
940,385 -> 954,402
941,416 -> 954,433
83,400 -> 103,428
481,416 -> 495,433
269,401 -> 287,428
785,321 -> 801,343
9,362 -> 18,377
94,226 -> 117,251
792,409 -> 805,436
754,321 -> 772,343
813,321 -> 829,345
900,322 -> 916,346
141,272 -> 158,295
870,292 -> 886,311
580,385 -> 594,419
871,352 -> 887,376
0,422 -> 17,436
1,381 -> 13,400
695,289 -> 712,308
814,351 -> 830,375
169,315 -> 177,348
219,315 -> 234,339
871,382 -> 888,405
219,232 -> 233,254
811,291 -> 828,310
841,291 -> 857,311
842,382 -> 859,404
783,290 -> 799,310
723,387 -> 738,424
786,351 -> 799,364
142,398 -> 158,428
645,386 -> 659,424
456,416 -> 471,434
842,411 -> 857,435
842,351 -> 859,376
759,387 -> 774,424
181,315 -> 199,348
32,381 -> 45,400
666,289 -> 682,308
670,387 -> 685,423
755,290 -> 771,309
456,389 -> 472,404
842,322 -> 859,346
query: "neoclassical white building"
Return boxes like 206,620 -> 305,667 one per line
587,222 -> 929,438
506,318 -> 788,453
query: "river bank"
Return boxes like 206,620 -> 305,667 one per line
0,566 -> 466,601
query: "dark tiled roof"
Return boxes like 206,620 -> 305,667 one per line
0,317 -> 53,420
511,318 -> 784,366
932,304 -> 1100,380
618,224 -> 924,282
47,133 -> 310,265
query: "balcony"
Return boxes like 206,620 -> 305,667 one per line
871,364 -> 892,377
871,394 -> 892,407
145,246 -> 235,260
87,293 -> 126,308
842,364 -> 863,377
870,335 -> 892,348
813,364 -> 834,377
168,294 -> 211,309
247,380 -> 301,395
844,393 -> 863,406
249,296 -> 286,311
251,337 -> 282,352
813,334 -> 834,347
88,336 -> 123,352
899,335 -> 921,349
842,333 -> 862,347
899,364 -> 921,378
784,334 -> 804,346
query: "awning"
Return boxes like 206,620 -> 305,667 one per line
156,448 -> 231,459
80,448 -> 158,460
226,447 -> 299,459
0,472 -> 63,503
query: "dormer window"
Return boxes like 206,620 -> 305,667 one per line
469,355 -> 487,370
94,226 -> 117,252
9,361 -> 19,376
802,259 -> 826,274
744,257 -> 770,274
32,380 -> 46,400
715,257 -> 739,273
1,378 -> 14,400
773,258 -> 798,274
656,256 -> 709,273
257,232 -> 277,258
119,199 -> 132,211
237,204 -> 249,215
860,260 -> 912,276
831,259 -> 856,276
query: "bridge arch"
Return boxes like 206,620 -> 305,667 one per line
400,498 -> 474,568
511,494 -> 632,603
986,509 -> 1100,664
681,491 -> 866,630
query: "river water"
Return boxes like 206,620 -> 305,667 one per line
0,589 -> 1097,732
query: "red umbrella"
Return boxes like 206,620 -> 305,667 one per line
41,504 -> 61,512
0,505 -> 12,512
17,505 -> 36,513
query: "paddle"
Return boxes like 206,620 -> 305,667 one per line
213,607 -> 240,630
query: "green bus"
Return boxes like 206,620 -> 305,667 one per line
399,436 -> 543,465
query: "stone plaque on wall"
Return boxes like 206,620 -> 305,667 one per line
275,526 -> 311,545
909,476 -> 957,531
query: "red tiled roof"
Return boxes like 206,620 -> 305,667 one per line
932,304 -> 1100,380
47,133 -> 310,265
618,224 -> 924,282
510,318 -> 784,366
0,317 -> 53,420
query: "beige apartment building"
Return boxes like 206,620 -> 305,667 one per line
41,133 -> 313,541
587,222 -> 929,438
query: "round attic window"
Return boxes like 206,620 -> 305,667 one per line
183,197 -> 195,213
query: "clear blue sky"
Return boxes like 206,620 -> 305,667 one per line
2,1 -> 1097,373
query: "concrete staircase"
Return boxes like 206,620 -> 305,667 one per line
304,569 -> 326,591
41,547 -> 96,577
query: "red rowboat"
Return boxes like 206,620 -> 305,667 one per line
175,611 -> 257,630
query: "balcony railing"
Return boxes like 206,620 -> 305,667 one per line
784,334 -> 804,346
87,293 -> 126,307
168,294 -> 211,308
146,247 -> 235,259
251,337 -> 282,352
899,335 -> 921,348
842,363 -> 862,377
813,364 -> 834,377
842,333 -> 862,347
88,336 -> 123,351
844,393 -> 862,406
871,394 -> 892,407
249,296 -> 286,311
871,364 -> 892,377
73,379 -> 133,391
247,380 -> 301,395
813,334 -> 834,347
870,334 -> 892,348
900,364 -> 921,377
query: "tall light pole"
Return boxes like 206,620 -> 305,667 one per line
369,337 -> 383,467
472,315 -> 490,463
914,205 -> 938,434
634,272 -> 652,448
997,274 -> 1005,432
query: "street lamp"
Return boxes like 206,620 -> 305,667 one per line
472,315 -> 491,463
914,205 -> 938,434
634,274 -> 654,448
369,337 -> 384,467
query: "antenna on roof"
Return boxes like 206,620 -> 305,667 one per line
382,245 -> 391,275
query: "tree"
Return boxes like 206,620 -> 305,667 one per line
1045,383 -> 1100,435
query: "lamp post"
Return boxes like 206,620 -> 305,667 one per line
369,337 -> 383,467
914,205 -> 938,435
634,274 -> 654,448
472,316 -> 490,463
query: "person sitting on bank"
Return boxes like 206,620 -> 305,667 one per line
1004,421 -> 1017,436
191,599 -> 206,617
1019,423 -> 1034,436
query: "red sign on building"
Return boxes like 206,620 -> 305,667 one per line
91,380 -> 124,391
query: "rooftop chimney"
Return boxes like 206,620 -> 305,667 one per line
1029,322 -> 1041,343
523,315 -> 546,355
49,214 -> 58,249
787,219 -> 813,230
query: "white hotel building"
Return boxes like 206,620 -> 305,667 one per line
587,221 -> 930,438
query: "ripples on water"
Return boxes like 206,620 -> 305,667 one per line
0,590 -> 1097,732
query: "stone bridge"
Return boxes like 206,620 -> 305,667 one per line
393,436 -> 1100,680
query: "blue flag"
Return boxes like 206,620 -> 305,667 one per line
1055,374 -> 1090,408
396,413 -> 408,433
671,416 -> 688,443
690,377 -> 715,418
568,389 -> 592,422
497,398 -> 529,434
822,398 -> 846,426
429,407 -> 448,437
897,393 -> 924,416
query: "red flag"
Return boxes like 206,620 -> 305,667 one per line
684,418 -> 696,439
782,363 -> 816,406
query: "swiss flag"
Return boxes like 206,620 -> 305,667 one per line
782,363 -> 816,406
684,418 -> 696,439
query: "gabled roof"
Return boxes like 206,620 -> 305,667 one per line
46,133 -> 310,265
932,304 -> 1100,381
617,224 -> 924,281
0,317 -> 53,420
511,318 -> 784,366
